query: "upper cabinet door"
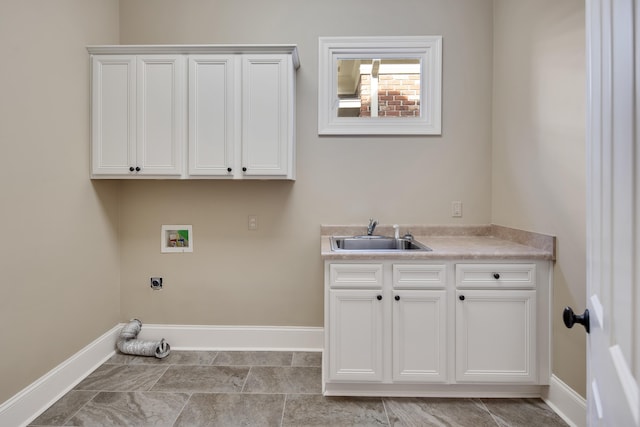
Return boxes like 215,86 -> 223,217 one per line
91,55 -> 136,176
241,55 -> 294,179
136,55 -> 185,176
188,55 -> 237,177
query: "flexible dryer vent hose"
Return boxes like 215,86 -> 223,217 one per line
116,319 -> 170,359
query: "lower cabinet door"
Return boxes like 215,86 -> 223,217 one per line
455,289 -> 537,383
328,289 -> 384,382
392,290 -> 447,382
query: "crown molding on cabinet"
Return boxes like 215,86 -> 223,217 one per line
87,44 -> 300,69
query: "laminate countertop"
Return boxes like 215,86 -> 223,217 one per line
320,224 -> 555,261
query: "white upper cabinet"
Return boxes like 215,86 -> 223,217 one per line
241,55 -> 293,178
88,45 -> 299,180
136,55 -> 184,177
91,55 -> 136,176
91,54 -> 184,177
188,55 -> 236,177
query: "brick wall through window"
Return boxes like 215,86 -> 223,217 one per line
359,72 -> 421,117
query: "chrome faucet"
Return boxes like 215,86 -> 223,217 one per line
367,218 -> 378,236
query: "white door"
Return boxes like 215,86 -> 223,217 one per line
583,0 -> 640,425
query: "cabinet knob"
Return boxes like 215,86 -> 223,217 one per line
493,273 -> 500,279
135,166 -> 141,172
242,167 -> 247,172
394,295 -> 400,301
459,295 -> 465,301
376,295 -> 382,301
227,167 -> 232,173
563,306 -> 590,334
129,167 -> 135,172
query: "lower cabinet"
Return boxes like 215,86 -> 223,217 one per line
328,288 -> 447,383
324,260 -> 551,395
326,262 -> 448,386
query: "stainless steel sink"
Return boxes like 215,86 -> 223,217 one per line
330,236 -> 432,252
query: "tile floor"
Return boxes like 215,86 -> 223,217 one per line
30,351 -> 569,426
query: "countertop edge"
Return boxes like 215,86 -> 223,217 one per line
320,224 -> 555,261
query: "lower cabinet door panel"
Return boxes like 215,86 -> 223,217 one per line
456,289 -> 537,383
392,290 -> 447,382
328,289 -> 384,382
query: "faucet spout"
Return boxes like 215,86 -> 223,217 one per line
367,218 -> 378,236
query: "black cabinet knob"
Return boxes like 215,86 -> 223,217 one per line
459,295 -> 465,301
227,167 -> 232,172
493,273 -> 500,279
135,167 -> 141,172
563,306 -> 590,334
394,295 -> 400,301
129,167 -> 135,172
242,167 -> 247,172
376,295 -> 382,301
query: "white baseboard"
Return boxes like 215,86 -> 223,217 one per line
0,323 -> 323,427
136,323 -> 324,351
542,374 -> 587,427
0,324 -> 121,427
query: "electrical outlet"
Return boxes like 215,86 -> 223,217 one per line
451,201 -> 463,217
248,215 -> 258,230
150,277 -> 163,290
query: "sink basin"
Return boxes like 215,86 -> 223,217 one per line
330,236 -> 432,252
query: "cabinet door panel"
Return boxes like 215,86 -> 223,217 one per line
393,290 -> 447,382
188,55 -> 236,176
241,55 -> 290,177
91,56 -> 136,175
329,289 -> 384,382
456,290 -> 536,383
137,55 -> 184,176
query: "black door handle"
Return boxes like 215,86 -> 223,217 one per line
563,307 -> 590,334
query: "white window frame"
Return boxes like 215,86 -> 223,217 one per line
318,36 -> 442,135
